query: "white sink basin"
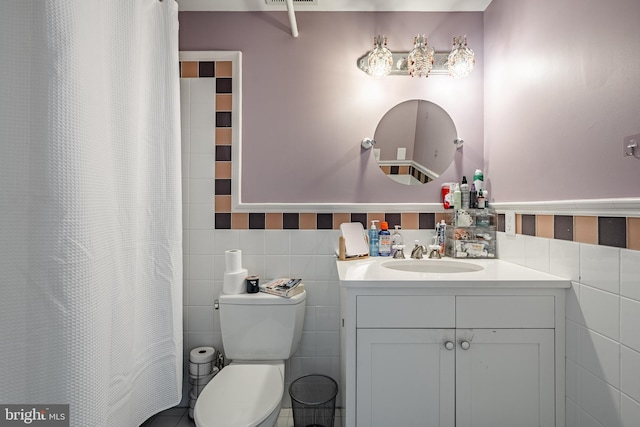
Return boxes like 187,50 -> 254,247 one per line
381,259 -> 485,274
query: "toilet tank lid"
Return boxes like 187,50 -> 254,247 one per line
220,290 -> 306,305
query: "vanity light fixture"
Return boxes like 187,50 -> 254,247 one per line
358,34 -> 475,78
366,35 -> 393,78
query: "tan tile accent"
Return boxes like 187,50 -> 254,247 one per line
574,216 -> 598,244
300,213 -> 316,230
380,166 -> 391,175
181,61 -> 198,78
367,213 -> 385,227
216,61 -> 233,77
216,94 -> 232,111
333,213 -> 351,230
516,214 -> 522,234
536,215 -> 554,239
231,213 -> 249,229
214,195 -> 231,213
398,166 -> 410,175
266,213 -> 282,230
215,128 -> 232,145
215,162 -> 232,179
435,212 -> 449,226
402,213 -> 419,229
627,217 -> 640,250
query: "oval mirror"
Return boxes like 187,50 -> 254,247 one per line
373,99 -> 458,185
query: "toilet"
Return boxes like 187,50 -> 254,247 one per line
194,290 -> 306,427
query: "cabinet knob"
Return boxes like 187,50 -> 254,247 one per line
460,341 -> 471,350
445,341 -> 454,350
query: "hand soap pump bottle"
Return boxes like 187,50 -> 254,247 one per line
378,221 -> 392,257
390,225 -> 404,257
368,220 -> 379,256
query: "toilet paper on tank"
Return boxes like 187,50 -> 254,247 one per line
190,346 -> 216,364
223,268 -> 248,295
225,249 -> 242,273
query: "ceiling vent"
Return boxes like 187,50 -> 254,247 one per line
265,0 -> 318,5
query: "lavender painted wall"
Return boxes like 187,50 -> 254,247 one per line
484,0 -> 640,202
179,12 -> 484,204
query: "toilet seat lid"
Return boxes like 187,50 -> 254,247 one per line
194,364 -> 283,427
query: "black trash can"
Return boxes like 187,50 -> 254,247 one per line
289,374 -> 338,427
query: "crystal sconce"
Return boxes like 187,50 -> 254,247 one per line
447,36 -> 475,78
367,35 -> 393,78
358,34 -> 474,78
407,35 -> 434,77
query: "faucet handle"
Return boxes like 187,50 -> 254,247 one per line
427,244 -> 442,259
392,245 -> 406,259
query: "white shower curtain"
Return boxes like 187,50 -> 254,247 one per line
0,1 -> 182,426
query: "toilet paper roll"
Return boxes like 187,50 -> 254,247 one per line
225,249 -> 243,273
189,360 -> 212,376
223,268 -> 248,295
189,372 -> 215,386
190,346 -> 216,364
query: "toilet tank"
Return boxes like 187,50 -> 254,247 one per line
219,291 -> 306,361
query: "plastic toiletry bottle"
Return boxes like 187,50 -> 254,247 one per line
437,220 -> 446,254
473,169 -> 484,192
390,225 -> 404,257
441,184 -> 451,209
453,183 -> 461,211
477,189 -> 485,209
470,183 -> 477,209
368,220 -> 379,256
378,222 -> 391,256
460,176 -> 470,209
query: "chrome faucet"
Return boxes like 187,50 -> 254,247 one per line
410,241 -> 426,259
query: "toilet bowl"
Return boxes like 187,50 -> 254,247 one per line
194,363 -> 284,427
193,291 -> 306,427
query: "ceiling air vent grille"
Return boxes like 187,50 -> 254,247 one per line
266,0 -> 318,5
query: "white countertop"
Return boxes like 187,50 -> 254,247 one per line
336,256 -> 571,289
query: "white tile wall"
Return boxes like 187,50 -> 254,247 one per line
180,78 -> 345,409
498,232 -> 640,427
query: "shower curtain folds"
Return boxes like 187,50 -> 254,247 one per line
0,1 -> 183,426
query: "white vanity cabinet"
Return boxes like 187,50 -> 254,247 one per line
338,269 -> 568,427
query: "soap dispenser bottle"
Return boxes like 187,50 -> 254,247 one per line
368,220 -> 379,256
378,221 -> 391,257
390,225 -> 404,257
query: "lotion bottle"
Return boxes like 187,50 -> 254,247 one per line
368,220 -> 379,256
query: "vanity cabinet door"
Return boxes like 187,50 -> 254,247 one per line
356,328 -> 455,427
455,328 -> 555,427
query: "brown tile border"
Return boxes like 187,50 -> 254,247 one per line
181,57 -> 640,251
